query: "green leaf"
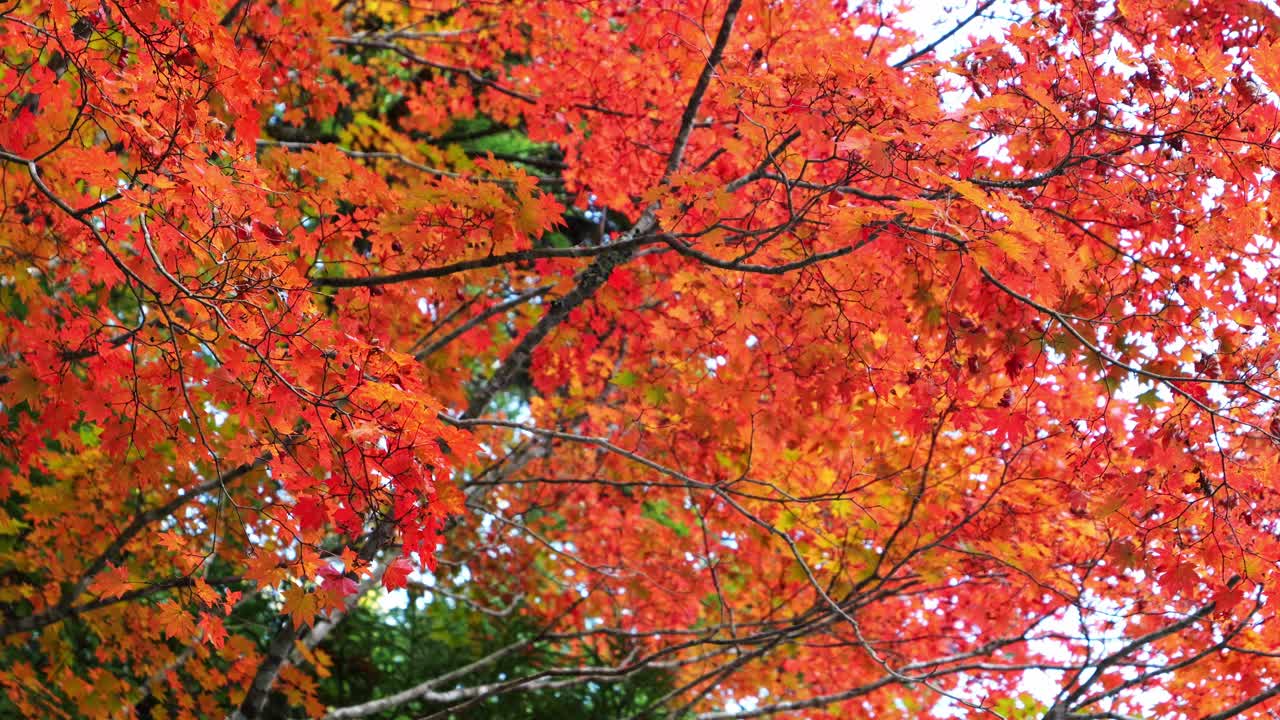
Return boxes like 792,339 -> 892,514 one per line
643,384 -> 668,406
1136,388 -> 1162,408
641,499 -> 690,538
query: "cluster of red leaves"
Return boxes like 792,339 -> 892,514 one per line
4,0 -> 1280,718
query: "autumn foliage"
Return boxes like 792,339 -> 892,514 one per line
6,0 -> 1280,717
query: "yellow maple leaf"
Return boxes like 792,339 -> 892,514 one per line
990,231 -> 1033,268
282,585 -> 320,628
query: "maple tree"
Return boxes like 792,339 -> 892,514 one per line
8,0 -> 1280,716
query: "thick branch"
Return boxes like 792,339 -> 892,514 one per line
313,239 -> 653,288
462,0 -> 741,417
230,519 -> 394,720
462,241 -> 637,417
